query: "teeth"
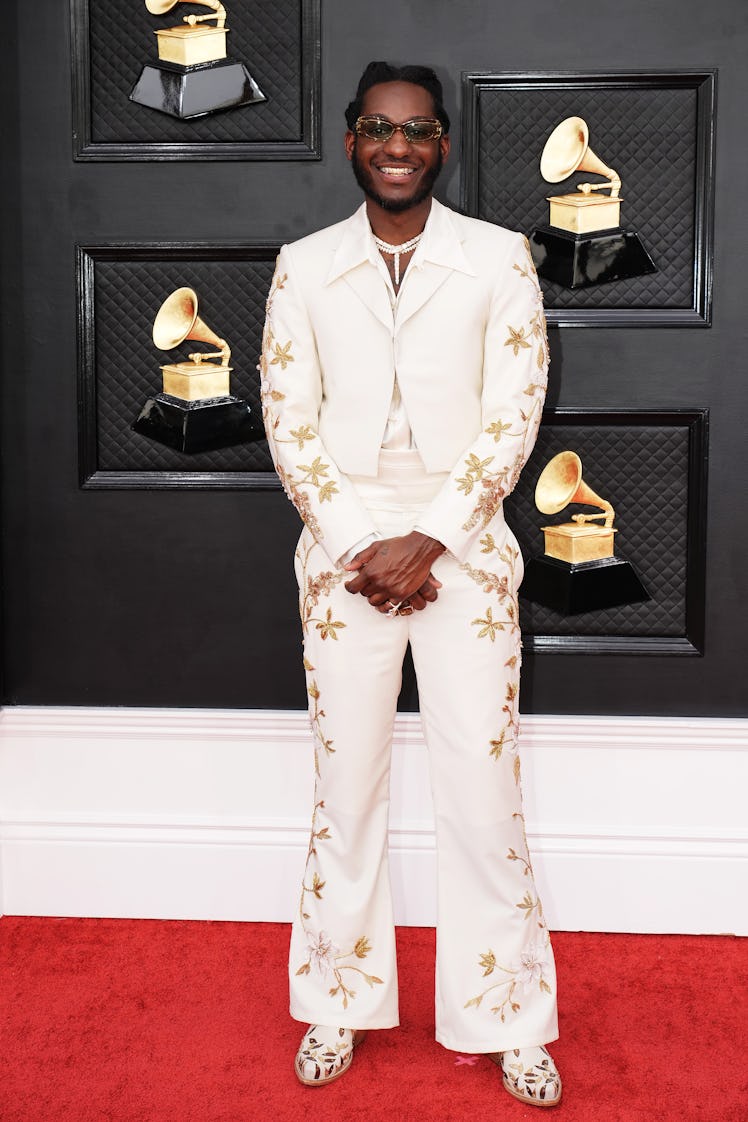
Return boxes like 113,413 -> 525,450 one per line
380,167 -> 414,176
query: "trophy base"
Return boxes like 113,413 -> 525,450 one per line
129,58 -> 266,119
133,393 -> 262,453
520,555 -> 650,615
529,225 -> 657,289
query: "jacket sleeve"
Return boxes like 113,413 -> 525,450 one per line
260,244 -> 380,564
416,235 -> 549,562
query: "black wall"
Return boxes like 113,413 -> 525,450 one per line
2,0 -> 747,715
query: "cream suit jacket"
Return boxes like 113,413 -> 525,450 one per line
260,199 -> 549,565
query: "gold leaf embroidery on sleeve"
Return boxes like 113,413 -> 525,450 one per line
504,326 -> 532,356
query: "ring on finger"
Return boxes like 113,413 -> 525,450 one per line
386,600 -> 403,617
398,600 -> 414,616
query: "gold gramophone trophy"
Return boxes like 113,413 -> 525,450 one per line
132,287 -> 261,453
528,116 -> 656,289
519,451 -> 649,614
129,1 -> 265,119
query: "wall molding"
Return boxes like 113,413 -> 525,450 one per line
1,708 -> 746,934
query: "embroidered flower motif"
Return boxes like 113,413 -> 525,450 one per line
270,340 -> 294,369
306,930 -> 340,977
504,326 -> 532,356
515,944 -> 552,993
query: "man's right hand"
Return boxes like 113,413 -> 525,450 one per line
343,533 -> 444,613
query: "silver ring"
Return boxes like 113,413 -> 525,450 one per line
386,600 -> 403,617
399,601 -> 414,616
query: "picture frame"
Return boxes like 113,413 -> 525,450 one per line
70,0 -> 321,161
76,243 -> 283,488
461,70 -> 716,326
506,409 -> 708,654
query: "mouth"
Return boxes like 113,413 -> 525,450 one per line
375,165 -> 418,181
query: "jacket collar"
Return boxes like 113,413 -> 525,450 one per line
325,198 -> 476,285
325,199 -> 476,332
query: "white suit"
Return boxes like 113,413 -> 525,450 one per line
261,199 -> 558,1052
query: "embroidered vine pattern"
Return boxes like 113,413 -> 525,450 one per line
464,815 -> 552,1021
260,267 -> 340,541
463,533 -> 523,775
296,535 -> 347,640
457,244 -> 548,533
294,668 -> 384,1008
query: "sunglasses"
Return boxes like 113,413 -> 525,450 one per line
354,115 -> 443,143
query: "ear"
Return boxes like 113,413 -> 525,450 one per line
439,133 -> 451,164
344,130 -> 355,162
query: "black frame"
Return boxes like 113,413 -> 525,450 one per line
519,409 -> 708,656
70,0 -> 321,161
76,242 -> 283,489
461,70 -> 717,327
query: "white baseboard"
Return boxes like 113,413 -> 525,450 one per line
1,707 -> 746,934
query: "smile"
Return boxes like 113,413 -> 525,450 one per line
377,166 -> 416,178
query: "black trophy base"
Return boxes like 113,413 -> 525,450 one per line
529,225 -> 657,289
133,393 -> 262,453
129,58 -> 266,119
520,555 -> 650,615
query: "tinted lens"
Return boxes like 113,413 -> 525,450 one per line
402,119 -> 441,142
357,117 -> 395,141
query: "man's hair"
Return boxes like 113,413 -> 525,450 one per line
344,61 -> 451,133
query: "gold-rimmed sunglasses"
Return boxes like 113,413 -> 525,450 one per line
354,115 -> 443,143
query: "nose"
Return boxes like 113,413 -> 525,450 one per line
382,126 -> 411,158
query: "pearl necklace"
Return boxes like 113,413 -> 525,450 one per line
373,233 -> 423,286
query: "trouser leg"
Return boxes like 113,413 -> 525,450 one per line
409,524 -> 559,1052
288,527 -> 407,1029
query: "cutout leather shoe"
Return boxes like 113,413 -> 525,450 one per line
489,1045 -> 562,1107
294,1024 -> 366,1086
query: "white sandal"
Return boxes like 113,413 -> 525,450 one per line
294,1025 -> 367,1086
490,1045 -> 562,1107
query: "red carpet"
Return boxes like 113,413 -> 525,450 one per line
0,919 -> 745,1121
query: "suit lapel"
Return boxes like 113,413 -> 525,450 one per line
342,266 -> 393,333
395,200 -> 476,333
395,262 -> 453,332
326,204 -> 392,332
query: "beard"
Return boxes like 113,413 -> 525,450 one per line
351,141 -> 443,213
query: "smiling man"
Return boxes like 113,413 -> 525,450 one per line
260,61 -> 561,1107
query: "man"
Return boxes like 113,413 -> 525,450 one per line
260,61 -> 561,1107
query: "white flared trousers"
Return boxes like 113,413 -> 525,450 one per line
289,451 -> 559,1052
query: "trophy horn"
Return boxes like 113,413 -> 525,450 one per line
145,0 -> 227,26
540,116 -> 621,198
152,287 -> 231,366
535,451 -> 615,529
145,0 -> 180,13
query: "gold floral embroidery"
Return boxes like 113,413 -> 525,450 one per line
307,679 -> 335,776
463,537 -> 522,773
456,244 -> 548,532
270,340 -> 294,369
261,265 -> 343,540
297,535 -> 347,637
295,932 -> 384,1010
294,694 -> 383,1008
464,939 -> 553,1021
504,326 -> 532,355
465,818 -> 552,1019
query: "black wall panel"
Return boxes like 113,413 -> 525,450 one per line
2,0 -> 747,715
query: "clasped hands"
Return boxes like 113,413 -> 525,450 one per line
344,531 -> 445,614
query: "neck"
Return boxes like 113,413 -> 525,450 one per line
365,196 -> 433,245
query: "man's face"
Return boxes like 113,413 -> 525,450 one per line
345,81 -> 450,214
